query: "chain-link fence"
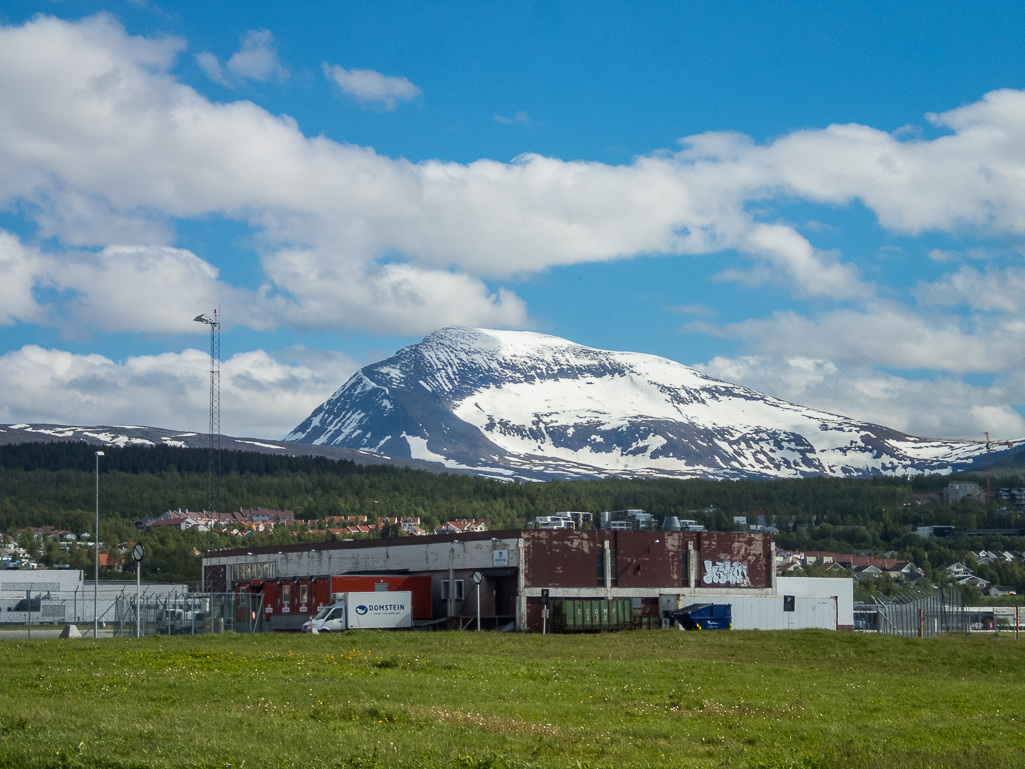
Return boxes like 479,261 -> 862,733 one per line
854,586 -> 966,637
111,591 -> 265,637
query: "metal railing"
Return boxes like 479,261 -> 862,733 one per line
855,586 -> 966,637
112,591 -> 265,637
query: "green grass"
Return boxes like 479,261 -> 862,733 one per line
0,630 -> 1023,768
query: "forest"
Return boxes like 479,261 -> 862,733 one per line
2,441 -> 1025,594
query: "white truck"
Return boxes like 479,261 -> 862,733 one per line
301,591 -> 413,632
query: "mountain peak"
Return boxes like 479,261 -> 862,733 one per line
286,327 -> 994,481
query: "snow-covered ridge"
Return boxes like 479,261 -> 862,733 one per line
286,327 -> 1014,481
0,423 -> 457,474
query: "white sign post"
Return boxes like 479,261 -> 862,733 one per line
541,588 -> 550,635
133,544 -> 144,638
471,570 -> 483,631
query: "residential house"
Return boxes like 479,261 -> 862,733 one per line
944,562 -> 975,581
850,564 -> 884,581
433,519 -> 489,535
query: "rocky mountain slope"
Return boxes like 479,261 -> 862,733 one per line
286,327 -> 1011,481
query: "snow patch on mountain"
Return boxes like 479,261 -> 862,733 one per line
285,327 -> 1011,481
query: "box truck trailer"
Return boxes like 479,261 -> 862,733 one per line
246,575 -> 431,632
301,591 -> 413,632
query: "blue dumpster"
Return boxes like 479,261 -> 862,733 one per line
666,603 -> 732,630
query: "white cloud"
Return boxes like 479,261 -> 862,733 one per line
10,12 -> 1013,325
685,89 -> 1025,238
197,29 -> 287,87
495,110 -> 532,126
0,224 -> 527,338
0,232 -> 47,325
5,16 -> 1025,297
0,345 -> 357,438
697,354 -> 1025,439
0,231 -> 281,336
264,251 -> 529,334
5,14 -> 1025,441
916,266 -> 1025,313
322,63 -> 421,109
196,51 -> 227,86
227,29 -> 287,82
687,301 -> 1025,374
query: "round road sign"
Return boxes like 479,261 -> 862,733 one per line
132,544 -> 144,562
471,570 -> 484,585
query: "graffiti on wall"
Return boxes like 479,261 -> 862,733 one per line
702,559 -> 749,586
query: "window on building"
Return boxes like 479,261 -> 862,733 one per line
299,584 -> 308,605
281,583 -> 291,604
441,580 -> 465,600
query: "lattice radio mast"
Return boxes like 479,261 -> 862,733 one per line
193,310 -> 221,512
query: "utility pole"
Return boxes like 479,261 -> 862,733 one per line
94,450 -> 104,638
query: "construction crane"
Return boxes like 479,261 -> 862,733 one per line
926,433 -> 1017,500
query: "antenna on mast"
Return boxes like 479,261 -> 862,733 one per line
193,310 -> 221,511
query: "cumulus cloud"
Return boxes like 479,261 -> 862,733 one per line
697,354 -> 1025,439
0,231 -> 280,336
686,301 -> 1025,374
7,14 -> 1025,328
197,29 -> 287,87
196,51 -> 227,85
916,266 -> 1025,313
227,29 -> 287,82
322,64 -> 421,109
0,345 -> 357,437
494,110 -> 532,126
0,232 -> 47,325
264,251 -> 529,334
5,15 -> 1025,437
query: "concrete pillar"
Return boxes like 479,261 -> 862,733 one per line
515,539 -> 527,631
603,540 -> 612,598
687,540 -> 696,588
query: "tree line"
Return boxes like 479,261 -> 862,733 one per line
2,441 -> 1025,591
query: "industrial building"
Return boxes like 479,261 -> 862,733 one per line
202,529 -> 853,632
0,569 -> 189,627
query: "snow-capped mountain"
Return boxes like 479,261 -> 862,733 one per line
0,423 -> 457,473
286,327 -> 1011,481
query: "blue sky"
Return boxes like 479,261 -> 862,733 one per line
1,0 -> 1025,440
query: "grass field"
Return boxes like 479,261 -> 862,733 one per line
0,630 -> 1023,769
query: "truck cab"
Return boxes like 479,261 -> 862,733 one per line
302,603 -> 345,633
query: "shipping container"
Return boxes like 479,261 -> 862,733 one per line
551,598 -> 634,633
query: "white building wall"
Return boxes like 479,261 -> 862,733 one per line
659,576 -> 853,631
777,576 -> 854,627
0,571 -> 189,625
727,595 -> 838,630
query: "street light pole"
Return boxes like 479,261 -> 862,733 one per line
94,450 -> 104,638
